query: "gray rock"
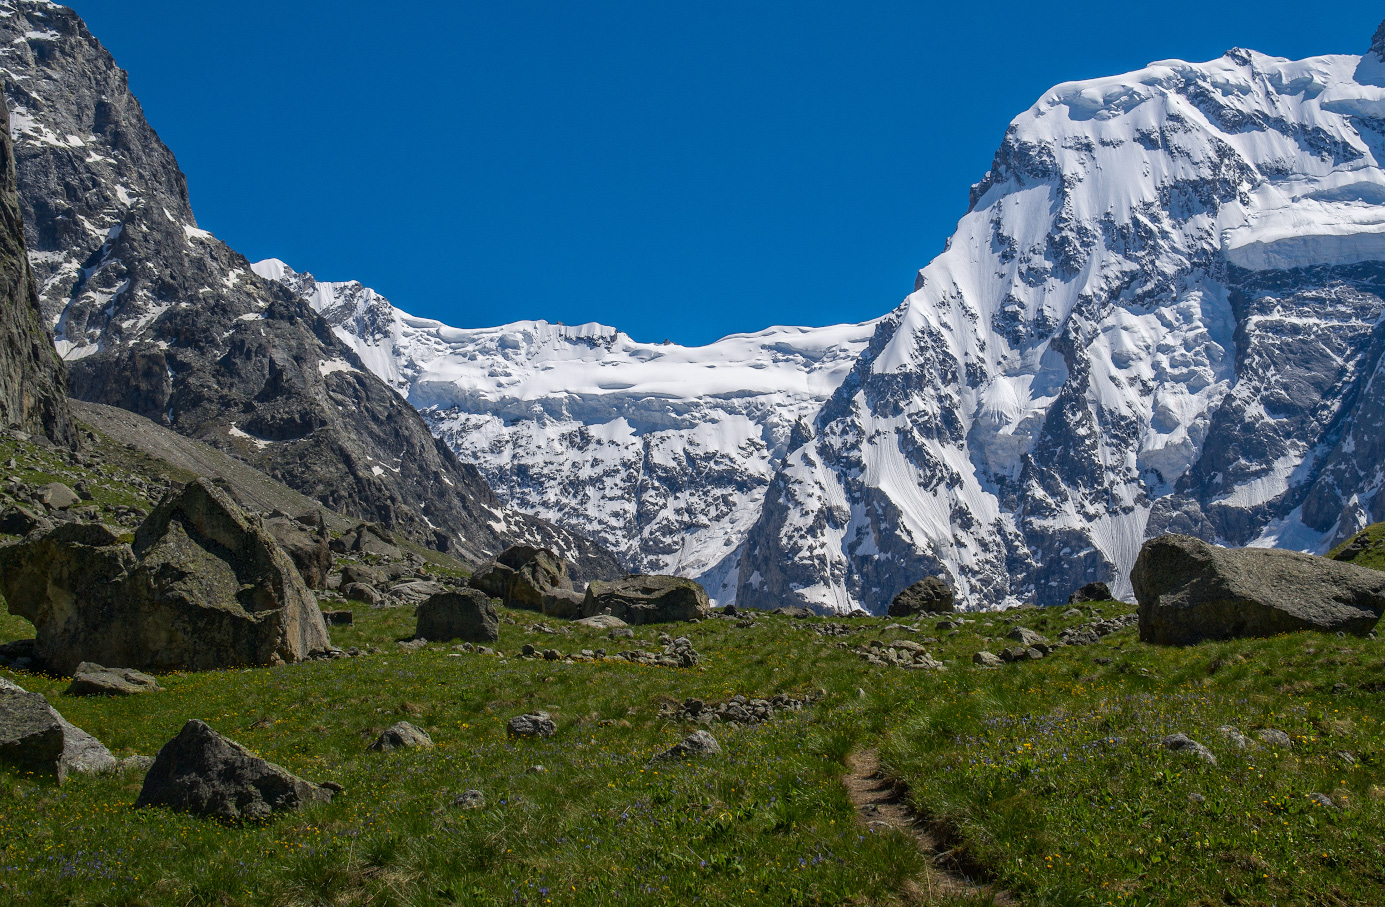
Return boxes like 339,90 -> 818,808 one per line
1007,626 -> 1050,649
540,589 -> 587,620
1133,535 -> 1385,645
1069,582 -> 1114,604
452,790 -> 485,809
35,482 -> 80,511
582,575 -> 711,625
135,720 -> 333,820
321,609 -> 354,626
414,589 -> 500,643
574,614 -> 629,630
118,754 -> 155,777
507,712 -> 557,739
470,546 -> 573,613
66,663 -> 164,697
264,515 -> 332,590
369,721 -> 433,752
653,730 -> 722,761
972,651 -> 1004,667
1161,734 -> 1217,766
390,580 -> 449,604
342,582 -> 382,606
0,677 -> 116,783
609,628 -> 635,639
0,99 -> 73,448
0,479 -> 332,674
0,505 -> 51,537
1215,725 -> 1251,749
1308,792 -> 1337,810
887,576 -> 956,617
1256,729 -> 1293,749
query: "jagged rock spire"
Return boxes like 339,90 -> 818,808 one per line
1372,18 -> 1385,58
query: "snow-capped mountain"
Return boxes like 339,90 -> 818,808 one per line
738,23 -> 1385,612
252,257 -> 874,603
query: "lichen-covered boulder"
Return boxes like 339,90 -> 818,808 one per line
135,720 -> 333,820
0,478 -> 332,673
414,589 -> 499,643
469,545 -> 573,614
65,663 -> 163,696
1133,535 -> 1385,646
581,575 -> 710,625
0,678 -> 116,783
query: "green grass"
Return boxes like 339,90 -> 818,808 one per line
5,599 -> 1381,906
1330,521 -> 1385,572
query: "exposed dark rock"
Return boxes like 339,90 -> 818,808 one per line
320,609 -> 354,626
0,504 -> 50,537
65,663 -> 163,697
0,677 -> 115,782
135,720 -> 333,820
1133,535 -> 1385,645
1162,734 -> 1217,765
0,478 -> 332,673
414,589 -> 499,643
582,575 -> 710,625
0,4 -> 620,577
0,97 -> 71,447
1069,582 -> 1114,604
887,576 -> 956,616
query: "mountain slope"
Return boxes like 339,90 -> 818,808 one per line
0,0 -> 618,577
0,90 -> 69,445
254,258 -> 874,602
739,23 -> 1385,612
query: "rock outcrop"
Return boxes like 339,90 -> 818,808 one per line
368,722 -> 433,753
581,576 -> 711,625
887,577 -> 956,616
0,479 -> 332,673
65,664 -> 163,697
0,678 -> 115,782
264,514 -> 332,590
0,94 -> 71,447
469,546 -> 575,614
1132,535 -> 1385,645
0,3 -> 619,577
414,589 -> 500,643
135,720 -> 333,820
1069,582 -> 1115,605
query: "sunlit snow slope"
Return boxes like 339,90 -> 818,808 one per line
252,259 -> 875,603
738,25 -> 1385,613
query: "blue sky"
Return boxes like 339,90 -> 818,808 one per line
68,1 -> 1384,346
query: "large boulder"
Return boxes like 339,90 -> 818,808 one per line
1132,535 -> 1385,646
888,577 -> 955,616
135,720 -> 334,820
469,546 -> 574,614
264,514 -> 333,590
330,523 -> 402,559
414,589 -> 500,643
581,575 -> 710,625
0,478 -> 332,673
1,678 -> 116,783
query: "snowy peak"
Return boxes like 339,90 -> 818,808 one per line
738,25 -> 1385,613
258,259 -> 877,604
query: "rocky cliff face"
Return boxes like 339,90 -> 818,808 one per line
738,24 -> 1385,612
0,0 -> 617,577
0,87 -> 69,445
256,257 -> 874,603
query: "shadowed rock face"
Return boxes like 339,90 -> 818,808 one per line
0,677 -> 115,783
414,589 -> 500,643
0,2 -> 620,579
582,576 -> 711,625
1132,534 -> 1385,645
888,577 -> 956,616
136,720 -> 332,820
0,479 -> 332,673
0,99 -> 70,445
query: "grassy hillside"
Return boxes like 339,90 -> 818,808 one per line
1330,522 -> 1385,573
2,431 -> 1383,906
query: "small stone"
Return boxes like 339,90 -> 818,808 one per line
117,755 -> 155,777
453,790 -> 485,809
1216,726 -> 1250,749
528,764 -> 547,774
1307,792 -> 1337,810
1188,792 -> 1206,804
1256,729 -> 1292,749
652,730 -> 721,761
65,664 -> 164,697
972,651 -> 1004,668
507,712 -> 557,739
1161,734 -> 1217,765
369,721 -> 433,752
